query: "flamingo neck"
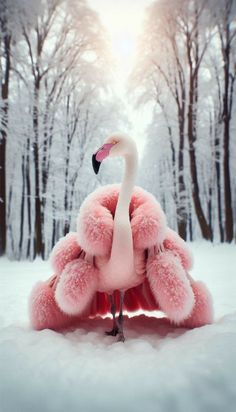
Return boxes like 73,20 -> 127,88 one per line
109,147 -> 138,271
116,152 -> 138,215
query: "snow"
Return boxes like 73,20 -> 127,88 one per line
0,242 -> 236,412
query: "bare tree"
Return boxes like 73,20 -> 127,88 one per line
13,0 -> 110,257
184,0 -> 213,240
0,0 -> 11,255
216,0 -> 236,242
1,0 -> 122,259
131,0 -> 223,240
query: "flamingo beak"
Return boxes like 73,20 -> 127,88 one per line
92,143 -> 115,174
92,153 -> 101,174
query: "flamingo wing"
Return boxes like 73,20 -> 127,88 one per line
86,229 -> 196,323
30,185 -> 212,330
49,188 -> 193,322
77,184 -> 168,257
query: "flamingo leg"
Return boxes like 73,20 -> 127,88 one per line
117,291 -> 125,342
105,294 -> 119,336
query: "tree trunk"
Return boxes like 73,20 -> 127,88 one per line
33,85 -> 43,256
187,77 -> 213,240
0,127 -> 6,255
177,108 -> 187,240
208,186 -> 213,239
222,36 -> 233,242
0,30 -> 11,255
25,138 -> 32,258
186,12 -> 213,241
215,127 -> 224,242
165,117 -> 179,234
19,152 -> 26,255
188,201 -> 193,241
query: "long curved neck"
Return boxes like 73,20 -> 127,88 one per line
116,153 -> 138,215
109,146 -> 138,269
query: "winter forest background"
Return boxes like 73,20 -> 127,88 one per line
0,0 -> 235,261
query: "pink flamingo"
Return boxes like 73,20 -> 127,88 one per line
29,133 -> 213,341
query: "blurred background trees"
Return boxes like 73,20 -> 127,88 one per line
0,0 -> 125,259
131,0 -> 236,243
0,0 -> 235,260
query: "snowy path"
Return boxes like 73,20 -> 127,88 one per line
0,243 -> 236,412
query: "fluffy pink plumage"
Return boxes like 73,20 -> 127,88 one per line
29,280 -> 73,331
163,228 -> 193,271
179,280 -> 214,328
147,250 -> 195,323
51,232 -> 81,275
55,258 -> 98,315
29,133 -> 213,338
29,184 -> 213,330
77,184 -> 167,256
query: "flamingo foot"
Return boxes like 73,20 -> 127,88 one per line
105,327 -> 119,336
105,325 -> 125,341
105,291 -> 125,342
117,331 -> 125,342
116,308 -> 125,342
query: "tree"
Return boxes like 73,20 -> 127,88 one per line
0,0 -> 11,255
3,0 -> 125,259
130,0 -> 192,239
183,0 -> 213,240
131,0 -> 228,241
216,0 -> 236,241
12,0 -> 111,257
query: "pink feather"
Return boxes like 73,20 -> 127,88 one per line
28,127 -> 213,334
77,184 -> 167,255
29,185 -> 213,330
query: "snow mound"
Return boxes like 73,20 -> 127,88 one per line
0,315 -> 236,412
0,243 -> 236,412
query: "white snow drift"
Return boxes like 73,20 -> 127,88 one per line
0,242 -> 236,412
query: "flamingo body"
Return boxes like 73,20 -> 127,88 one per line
77,184 -> 167,257
29,185 -> 213,330
29,134 -> 213,335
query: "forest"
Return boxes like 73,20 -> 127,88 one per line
0,0 -> 235,260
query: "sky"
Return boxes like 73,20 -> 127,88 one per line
88,0 -> 154,152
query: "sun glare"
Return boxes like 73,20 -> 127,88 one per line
88,0 -> 153,152
88,1 -> 147,74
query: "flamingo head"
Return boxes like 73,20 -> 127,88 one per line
92,133 -> 136,174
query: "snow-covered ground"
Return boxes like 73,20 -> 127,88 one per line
0,242 -> 236,412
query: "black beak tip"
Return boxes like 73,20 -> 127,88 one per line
92,153 -> 101,174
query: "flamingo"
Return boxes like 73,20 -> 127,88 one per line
29,133 -> 213,341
